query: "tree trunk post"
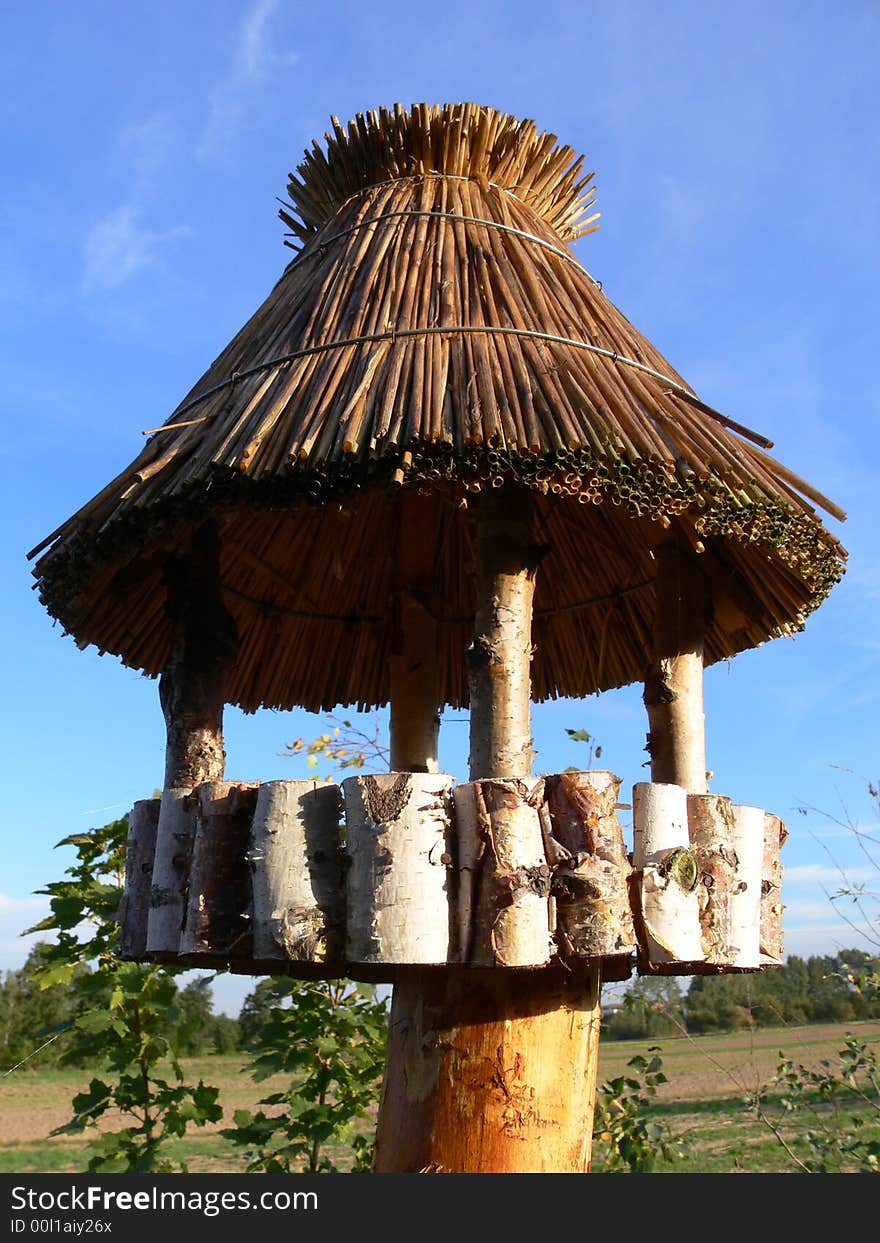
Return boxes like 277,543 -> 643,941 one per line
644,541 -> 710,794
374,488 -> 602,1174
159,521 -> 238,790
148,522 -> 238,958
388,492 -> 440,773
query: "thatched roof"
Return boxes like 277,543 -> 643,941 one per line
30,103 -> 846,713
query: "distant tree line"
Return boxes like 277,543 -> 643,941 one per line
602,949 -> 880,1041
0,943 -> 240,1071
5,942 -> 879,1068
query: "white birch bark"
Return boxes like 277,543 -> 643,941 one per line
146,787 -> 199,956
344,772 -> 454,965
632,781 -> 690,865
466,498 -> 537,782
730,804 -> 765,968
118,798 -> 160,960
179,780 -> 259,957
632,781 -> 704,965
644,543 -> 709,795
454,778 -> 552,967
249,779 -> 344,962
686,793 -> 738,965
760,812 -> 788,965
541,771 -> 636,960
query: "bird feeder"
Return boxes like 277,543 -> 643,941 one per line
30,103 -> 846,1173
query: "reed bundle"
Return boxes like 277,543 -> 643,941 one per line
29,104 -> 846,714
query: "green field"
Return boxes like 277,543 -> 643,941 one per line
2,1020 -> 878,1174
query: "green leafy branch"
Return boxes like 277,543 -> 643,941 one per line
25,819 -> 222,1173
593,1046 -> 688,1172
225,978 -> 388,1173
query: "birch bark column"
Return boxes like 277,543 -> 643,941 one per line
147,522 -> 239,956
388,492 -> 441,773
374,488 -> 602,1174
644,541 -> 709,793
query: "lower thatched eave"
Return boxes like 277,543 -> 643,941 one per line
31,444 -> 846,714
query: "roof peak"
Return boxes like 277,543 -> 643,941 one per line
280,102 -> 599,247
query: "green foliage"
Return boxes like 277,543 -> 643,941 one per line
593,1046 -> 688,1172
27,820 -> 129,974
745,772 -> 880,1173
23,819 -> 223,1173
564,727 -> 602,769
281,715 -> 389,782
226,978 -> 388,1172
746,1035 -> 880,1173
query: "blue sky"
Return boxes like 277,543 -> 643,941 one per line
2,1 -> 878,1015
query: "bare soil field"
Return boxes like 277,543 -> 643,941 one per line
598,1018 -> 880,1102
2,1020 -> 878,1173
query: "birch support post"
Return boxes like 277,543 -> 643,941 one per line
388,492 -> 440,774
374,489 -> 602,1174
644,542 -> 709,794
159,522 -> 238,791
148,522 -> 238,958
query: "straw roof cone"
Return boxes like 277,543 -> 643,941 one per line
30,103 -> 847,713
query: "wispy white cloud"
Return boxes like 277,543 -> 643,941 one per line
118,112 -> 178,192
783,899 -> 847,923
82,205 -> 191,292
197,0 -> 300,164
784,863 -> 877,888
0,894 -> 50,973
783,920 -> 876,960
0,894 -> 46,914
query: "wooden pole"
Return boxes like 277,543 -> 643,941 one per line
388,493 -> 440,773
148,522 -> 238,958
644,541 -> 709,794
374,488 -> 602,1173
466,492 -> 538,780
159,521 -> 238,790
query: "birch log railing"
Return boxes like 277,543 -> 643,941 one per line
120,772 -> 786,981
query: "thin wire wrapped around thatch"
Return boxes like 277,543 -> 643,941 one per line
29,103 -> 846,713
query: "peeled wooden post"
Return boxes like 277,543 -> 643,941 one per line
374,489 -> 602,1174
389,592 -> 439,773
644,542 -> 709,794
118,798 -> 160,960
249,780 -> 345,966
